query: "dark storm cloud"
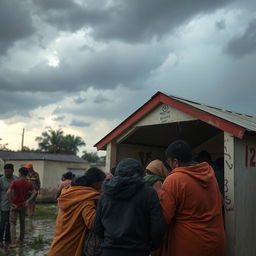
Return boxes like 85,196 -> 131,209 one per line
0,0 -> 35,55
33,0 -> 74,11
33,0 -> 231,43
54,88 -> 149,121
93,0 -> 232,42
216,19 -> 226,30
33,0 -> 108,32
0,90 -> 62,118
93,94 -> 110,104
0,43 -> 167,92
70,120 -> 90,127
225,19 -> 256,58
74,96 -> 86,104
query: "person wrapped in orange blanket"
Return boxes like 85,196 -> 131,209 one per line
48,167 -> 105,256
158,140 -> 225,256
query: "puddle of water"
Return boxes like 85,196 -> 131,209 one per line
0,204 -> 56,256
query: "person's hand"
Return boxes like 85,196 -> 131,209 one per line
11,204 -> 18,209
24,201 -> 29,207
152,181 -> 163,192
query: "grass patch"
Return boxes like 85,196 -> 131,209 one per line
27,235 -> 50,251
34,204 -> 57,220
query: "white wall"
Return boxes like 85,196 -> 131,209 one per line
43,161 -> 90,187
40,161 -> 90,201
234,135 -> 256,256
4,160 -> 44,185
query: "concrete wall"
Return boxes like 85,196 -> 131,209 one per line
4,160 -> 45,183
234,135 -> 256,256
3,160 -> 103,201
41,160 -> 90,201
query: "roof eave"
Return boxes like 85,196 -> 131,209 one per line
95,92 -> 247,150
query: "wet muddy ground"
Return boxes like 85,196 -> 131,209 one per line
0,204 -> 56,256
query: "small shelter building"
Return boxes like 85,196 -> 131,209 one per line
95,91 -> 256,256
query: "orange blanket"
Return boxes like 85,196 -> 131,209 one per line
159,162 -> 225,256
48,186 -> 99,256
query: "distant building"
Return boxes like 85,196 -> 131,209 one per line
0,151 -> 105,201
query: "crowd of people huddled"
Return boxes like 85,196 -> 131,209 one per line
48,139 -> 225,256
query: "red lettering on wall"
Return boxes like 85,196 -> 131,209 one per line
245,145 -> 256,168
250,147 -> 256,167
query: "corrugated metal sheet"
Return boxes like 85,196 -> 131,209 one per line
0,151 -> 88,163
171,96 -> 256,132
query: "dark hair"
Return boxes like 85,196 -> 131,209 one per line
4,163 -> 14,170
63,171 -> 73,180
165,140 -> 192,163
73,167 -> 106,187
215,157 -> 224,171
115,158 -> 145,177
197,150 -> 212,164
19,167 -> 28,176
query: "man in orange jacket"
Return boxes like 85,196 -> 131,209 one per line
159,140 -> 225,256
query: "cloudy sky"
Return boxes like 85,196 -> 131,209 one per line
0,0 -> 255,153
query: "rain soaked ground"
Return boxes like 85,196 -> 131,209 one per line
0,204 -> 56,256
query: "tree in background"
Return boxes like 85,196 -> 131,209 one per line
36,129 -> 64,153
36,129 -> 85,155
0,138 -> 9,150
62,134 -> 86,155
82,150 -> 102,163
19,146 -> 41,152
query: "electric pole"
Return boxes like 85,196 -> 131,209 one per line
21,128 -> 25,151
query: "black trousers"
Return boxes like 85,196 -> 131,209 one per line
0,211 -> 11,242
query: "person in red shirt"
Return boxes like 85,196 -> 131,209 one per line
6,167 -> 37,248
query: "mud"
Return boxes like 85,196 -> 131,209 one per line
0,205 -> 56,256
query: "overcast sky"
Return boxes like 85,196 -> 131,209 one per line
0,0 -> 255,153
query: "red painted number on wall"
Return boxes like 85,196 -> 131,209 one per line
245,145 -> 256,168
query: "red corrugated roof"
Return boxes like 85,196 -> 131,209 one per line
94,91 -> 246,150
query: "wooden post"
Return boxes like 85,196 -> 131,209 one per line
224,132 -> 235,256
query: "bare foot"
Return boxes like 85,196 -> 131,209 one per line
9,243 -> 17,248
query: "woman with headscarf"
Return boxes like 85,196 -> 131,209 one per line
144,159 -> 170,188
48,167 -> 106,256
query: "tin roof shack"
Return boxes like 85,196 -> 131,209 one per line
95,91 -> 256,256
0,151 -> 90,201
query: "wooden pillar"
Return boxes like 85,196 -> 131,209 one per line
106,141 -> 117,171
224,132 -> 235,256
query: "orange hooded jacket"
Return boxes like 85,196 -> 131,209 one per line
48,186 -> 100,256
159,162 -> 225,256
